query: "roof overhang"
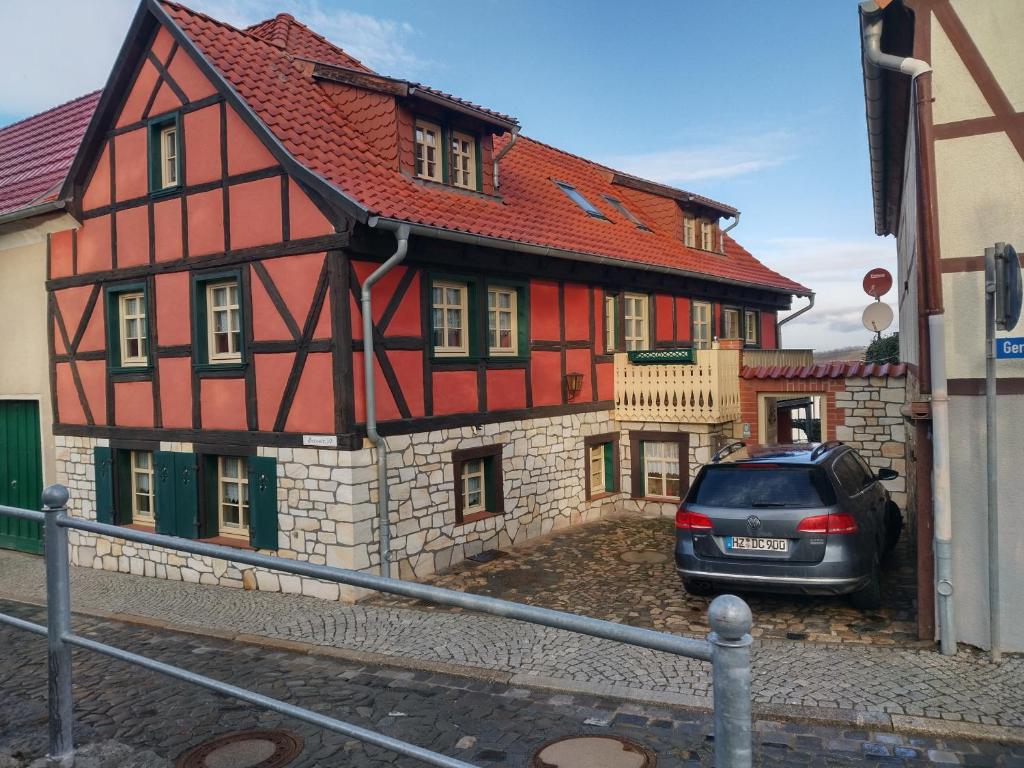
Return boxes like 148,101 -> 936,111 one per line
310,61 -> 519,134
609,173 -> 738,218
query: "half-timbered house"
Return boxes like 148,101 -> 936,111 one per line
50,0 -> 810,596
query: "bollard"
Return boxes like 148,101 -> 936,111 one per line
708,594 -> 753,768
43,484 -> 74,767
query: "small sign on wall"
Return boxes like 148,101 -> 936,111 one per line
302,434 -> 338,448
995,337 -> 1024,359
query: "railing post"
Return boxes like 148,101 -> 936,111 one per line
708,594 -> 753,768
43,484 -> 74,767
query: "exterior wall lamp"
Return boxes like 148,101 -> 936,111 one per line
564,372 -> 584,401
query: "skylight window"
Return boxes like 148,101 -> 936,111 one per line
602,195 -> 650,230
554,181 -> 606,219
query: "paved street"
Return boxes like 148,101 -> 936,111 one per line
0,602 -> 1020,767
371,516 -> 921,647
0,546 -> 1021,737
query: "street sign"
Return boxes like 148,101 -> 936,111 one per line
995,337 -> 1024,359
995,243 -> 1022,331
862,302 -> 893,333
863,267 -> 893,299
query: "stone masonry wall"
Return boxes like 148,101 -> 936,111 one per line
834,375 -> 908,512
55,411 -> 722,600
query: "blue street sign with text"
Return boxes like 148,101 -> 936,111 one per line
996,337 -> 1024,359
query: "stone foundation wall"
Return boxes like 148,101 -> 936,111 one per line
55,411 -> 721,599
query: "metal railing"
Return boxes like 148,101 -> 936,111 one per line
0,486 -> 754,768
741,348 -> 815,369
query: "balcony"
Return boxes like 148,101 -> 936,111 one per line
613,348 -> 741,425
741,348 -> 814,369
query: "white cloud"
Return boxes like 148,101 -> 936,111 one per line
192,0 -> 427,76
0,0 -> 135,116
603,132 -> 791,184
759,235 -> 899,352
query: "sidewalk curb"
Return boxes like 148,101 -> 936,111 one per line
3,593 -> 1019,746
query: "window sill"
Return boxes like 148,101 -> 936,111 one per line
588,491 -> 619,502
457,510 -> 502,526
639,495 -> 681,504
148,185 -> 181,200
193,362 -> 248,374
123,522 -> 155,532
200,535 -> 256,550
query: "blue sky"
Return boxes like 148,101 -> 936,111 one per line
1,0 -> 897,351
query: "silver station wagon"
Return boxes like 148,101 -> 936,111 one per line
674,442 -> 901,609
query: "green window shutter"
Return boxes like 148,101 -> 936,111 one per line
153,451 -> 178,536
466,279 -> 479,358
517,285 -> 529,357
603,443 -> 614,492
247,456 -> 278,550
114,451 -> 132,525
483,456 -> 495,512
94,447 -> 114,524
174,453 -> 200,538
191,277 -> 209,365
202,455 -> 219,539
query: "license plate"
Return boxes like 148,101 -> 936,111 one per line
726,536 -> 788,553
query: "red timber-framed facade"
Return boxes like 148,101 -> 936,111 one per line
49,0 -> 810,594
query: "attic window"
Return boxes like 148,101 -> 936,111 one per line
554,181 -> 606,219
415,120 -> 443,183
602,195 -> 649,231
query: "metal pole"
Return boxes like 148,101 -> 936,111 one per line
708,595 -> 753,768
984,247 -> 1001,662
43,484 -> 74,767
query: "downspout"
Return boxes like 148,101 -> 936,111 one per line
492,128 -> 519,191
720,212 -> 740,254
861,6 -> 955,654
363,218 -> 411,577
775,292 -> 815,348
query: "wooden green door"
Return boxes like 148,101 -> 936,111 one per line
0,400 -> 44,554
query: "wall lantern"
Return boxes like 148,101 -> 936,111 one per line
564,372 -> 584,401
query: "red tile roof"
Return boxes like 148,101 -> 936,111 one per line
245,13 -> 372,73
0,91 -> 100,218
741,362 -> 907,380
159,1 -> 808,295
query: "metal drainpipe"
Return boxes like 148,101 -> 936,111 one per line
861,6 -> 956,654
775,293 -> 815,348
363,219 -> 411,578
492,129 -> 519,190
720,212 -> 740,254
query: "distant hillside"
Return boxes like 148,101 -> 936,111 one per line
813,346 -> 866,364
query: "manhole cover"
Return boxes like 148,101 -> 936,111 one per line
177,730 -> 303,768
531,735 -> 655,768
619,550 -> 669,564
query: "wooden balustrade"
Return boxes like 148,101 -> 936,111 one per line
613,349 -> 741,424
741,348 -> 814,369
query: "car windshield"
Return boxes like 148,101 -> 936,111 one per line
688,465 -> 836,508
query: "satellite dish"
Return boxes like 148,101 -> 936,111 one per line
862,302 -> 894,333
863,268 -> 893,299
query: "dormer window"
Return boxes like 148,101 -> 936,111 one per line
602,195 -> 649,230
701,220 -> 716,251
683,216 -> 696,248
450,130 -> 477,189
554,181 -> 606,219
414,120 -> 443,183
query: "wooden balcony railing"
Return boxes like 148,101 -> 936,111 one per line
613,349 -> 741,424
741,348 -> 814,369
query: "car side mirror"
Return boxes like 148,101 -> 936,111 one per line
876,468 -> 899,481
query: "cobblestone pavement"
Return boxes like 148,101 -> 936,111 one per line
371,517 -> 921,647
1,604 -> 1020,768
0,549 -> 1021,731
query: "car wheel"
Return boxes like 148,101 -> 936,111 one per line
682,578 -> 714,597
884,503 -> 903,554
850,557 -> 882,610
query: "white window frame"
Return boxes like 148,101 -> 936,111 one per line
701,220 -> 716,251
118,292 -> 148,367
693,301 -> 712,350
487,286 -> 518,356
589,444 -> 606,495
432,280 -> 469,356
160,124 -> 178,189
414,120 -> 443,183
130,450 -> 155,525
623,293 -> 649,351
643,441 -> 681,499
461,458 -> 486,514
218,456 -> 250,539
683,216 -> 696,248
604,295 -> 617,353
722,308 -> 741,340
745,310 -> 758,345
450,130 -> 476,190
206,281 -> 242,363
